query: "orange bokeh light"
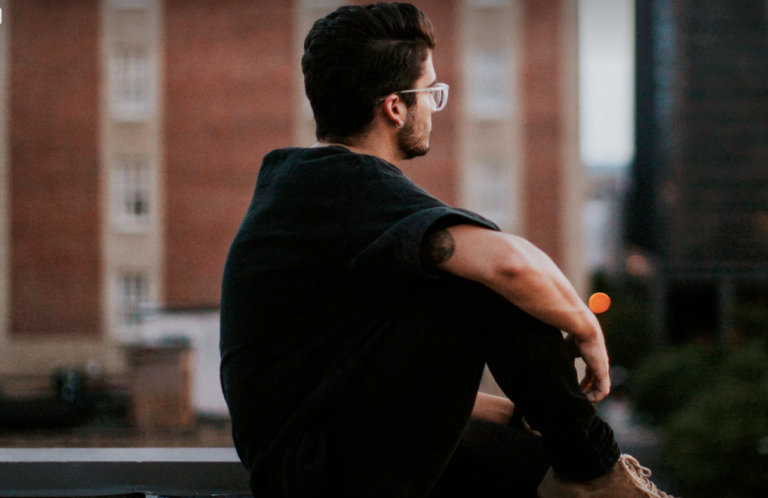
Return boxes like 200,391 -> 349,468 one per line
589,292 -> 611,314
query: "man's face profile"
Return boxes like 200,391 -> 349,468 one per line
397,52 -> 437,160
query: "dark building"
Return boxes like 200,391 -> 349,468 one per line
627,0 -> 768,343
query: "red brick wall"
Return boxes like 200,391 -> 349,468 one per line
522,0 -> 564,266
10,0 -> 102,335
164,0 -> 295,307
397,0 -> 460,206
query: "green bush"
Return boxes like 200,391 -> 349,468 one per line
632,340 -> 768,497
631,342 -> 719,424
664,342 -> 768,497
733,301 -> 768,342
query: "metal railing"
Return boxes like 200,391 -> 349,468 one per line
0,448 -> 251,497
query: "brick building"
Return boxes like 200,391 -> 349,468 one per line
0,0 -> 584,390
627,0 -> 768,343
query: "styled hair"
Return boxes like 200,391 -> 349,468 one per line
302,3 -> 436,142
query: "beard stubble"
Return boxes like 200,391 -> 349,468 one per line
397,114 -> 430,160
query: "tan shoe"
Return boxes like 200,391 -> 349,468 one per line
537,454 -> 676,497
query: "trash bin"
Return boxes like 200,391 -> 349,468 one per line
123,342 -> 195,431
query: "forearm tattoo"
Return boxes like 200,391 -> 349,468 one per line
422,229 -> 455,268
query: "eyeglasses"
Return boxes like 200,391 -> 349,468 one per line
376,83 -> 450,112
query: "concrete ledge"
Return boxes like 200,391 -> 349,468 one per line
0,448 -> 251,497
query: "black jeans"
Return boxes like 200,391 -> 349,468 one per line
322,280 -> 620,497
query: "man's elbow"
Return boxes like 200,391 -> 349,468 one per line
487,235 -> 535,286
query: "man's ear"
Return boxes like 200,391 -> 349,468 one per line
382,94 -> 406,129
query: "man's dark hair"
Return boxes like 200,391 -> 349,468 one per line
302,2 -> 436,142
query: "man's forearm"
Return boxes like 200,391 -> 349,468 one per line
426,226 -> 597,340
482,234 -> 599,341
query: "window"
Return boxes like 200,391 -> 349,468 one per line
466,0 -> 511,7
466,161 -> 509,225
110,46 -> 155,121
113,157 -> 151,230
302,94 -> 314,119
466,50 -> 510,120
119,272 -> 149,327
301,0 -> 345,7
109,0 -> 153,9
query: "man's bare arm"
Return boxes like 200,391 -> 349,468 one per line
421,229 -> 456,266
422,224 -> 610,402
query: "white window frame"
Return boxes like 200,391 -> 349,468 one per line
301,0 -> 345,7
301,94 -> 314,119
109,0 -> 153,10
111,157 -> 153,233
109,45 -> 156,122
465,50 -> 511,121
466,0 -> 511,7
117,271 -> 149,337
466,160 -> 510,226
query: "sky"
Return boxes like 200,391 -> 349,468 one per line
579,0 -> 635,168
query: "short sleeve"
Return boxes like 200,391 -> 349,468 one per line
348,206 -> 500,280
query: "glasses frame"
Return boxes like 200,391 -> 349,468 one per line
375,82 -> 450,112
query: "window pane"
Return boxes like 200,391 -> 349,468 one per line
466,160 -> 509,224
466,50 -> 510,119
110,46 -> 154,120
120,272 -> 148,326
115,158 -> 151,224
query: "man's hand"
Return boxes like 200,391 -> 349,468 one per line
563,316 -> 611,402
571,321 -> 611,402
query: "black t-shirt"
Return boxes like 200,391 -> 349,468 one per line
219,146 -> 498,492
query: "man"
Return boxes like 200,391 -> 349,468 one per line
220,3 -> 671,497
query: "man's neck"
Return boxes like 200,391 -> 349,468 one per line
312,129 -> 403,165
